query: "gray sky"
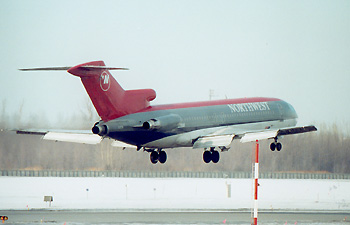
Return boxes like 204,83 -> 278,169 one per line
1,0 -> 349,128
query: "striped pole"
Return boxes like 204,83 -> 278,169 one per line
253,140 -> 259,225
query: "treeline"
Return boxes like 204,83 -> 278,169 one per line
1,99 -> 349,172
0,123 -> 349,173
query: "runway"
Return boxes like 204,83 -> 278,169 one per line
1,210 -> 349,224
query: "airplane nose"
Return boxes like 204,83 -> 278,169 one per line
288,103 -> 298,119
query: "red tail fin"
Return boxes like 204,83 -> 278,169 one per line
68,61 -> 156,121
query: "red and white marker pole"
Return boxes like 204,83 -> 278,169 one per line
253,140 -> 259,225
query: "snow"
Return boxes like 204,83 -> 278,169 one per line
0,177 -> 349,211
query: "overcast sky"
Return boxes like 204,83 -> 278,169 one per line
1,0 -> 349,129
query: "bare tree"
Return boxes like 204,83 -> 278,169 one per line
1,101 -> 350,173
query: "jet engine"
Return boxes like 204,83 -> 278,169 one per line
142,114 -> 181,131
92,123 -> 109,136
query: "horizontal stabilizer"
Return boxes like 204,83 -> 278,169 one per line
193,134 -> 234,149
19,66 -> 128,71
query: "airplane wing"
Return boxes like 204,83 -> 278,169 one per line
16,130 -> 136,149
17,130 -> 102,144
111,140 -> 138,149
192,125 -> 317,148
240,125 -> 317,143
42,132 -> 102,144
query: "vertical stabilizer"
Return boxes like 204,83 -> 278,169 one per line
67,61 -> 156,121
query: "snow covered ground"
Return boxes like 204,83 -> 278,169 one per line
0,177 -> 349,211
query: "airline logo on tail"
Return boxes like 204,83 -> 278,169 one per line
100,71 -> 110,91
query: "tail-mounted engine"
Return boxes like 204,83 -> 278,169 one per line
142,114 -> 182,131
92,123 -> 109,136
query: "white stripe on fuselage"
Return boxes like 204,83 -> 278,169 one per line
142,119 -> 297,149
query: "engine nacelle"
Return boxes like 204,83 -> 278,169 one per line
92,124 -> 109,136
143,114 -> 181,131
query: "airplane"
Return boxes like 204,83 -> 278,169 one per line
19,60 -> 317,164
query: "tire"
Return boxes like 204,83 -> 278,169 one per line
270,142 -> 276,151
276,142 -> 282,151
211,151 -> 220,163
203,151 -> 212,163
150,151 -> 159,164
158,151 -> 167,164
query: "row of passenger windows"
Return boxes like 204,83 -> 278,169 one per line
182,110 -> 275,123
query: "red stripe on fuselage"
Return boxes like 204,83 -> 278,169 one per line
138,97 -> 280,113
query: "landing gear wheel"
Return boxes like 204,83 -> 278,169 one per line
211,150 -> 220,163
270,142 -> 282,152
158,151 -> 167,164
150,151 -> 159,164
203,151 -> 212,163
276,142 -> 282,151
270,142 -> 276,151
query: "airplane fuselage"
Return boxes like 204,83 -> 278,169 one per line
95,97 -> 298,149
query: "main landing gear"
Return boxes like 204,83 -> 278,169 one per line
149,149 -> 167,164
203,147 -> 220,164
270,138 -> 282,151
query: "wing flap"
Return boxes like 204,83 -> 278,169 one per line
240,130 -> 279,143
193,134 -> 235,149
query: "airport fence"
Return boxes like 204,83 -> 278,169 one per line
0,170 -> 350,179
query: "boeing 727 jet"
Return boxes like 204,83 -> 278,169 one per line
19,61 -> 317,164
